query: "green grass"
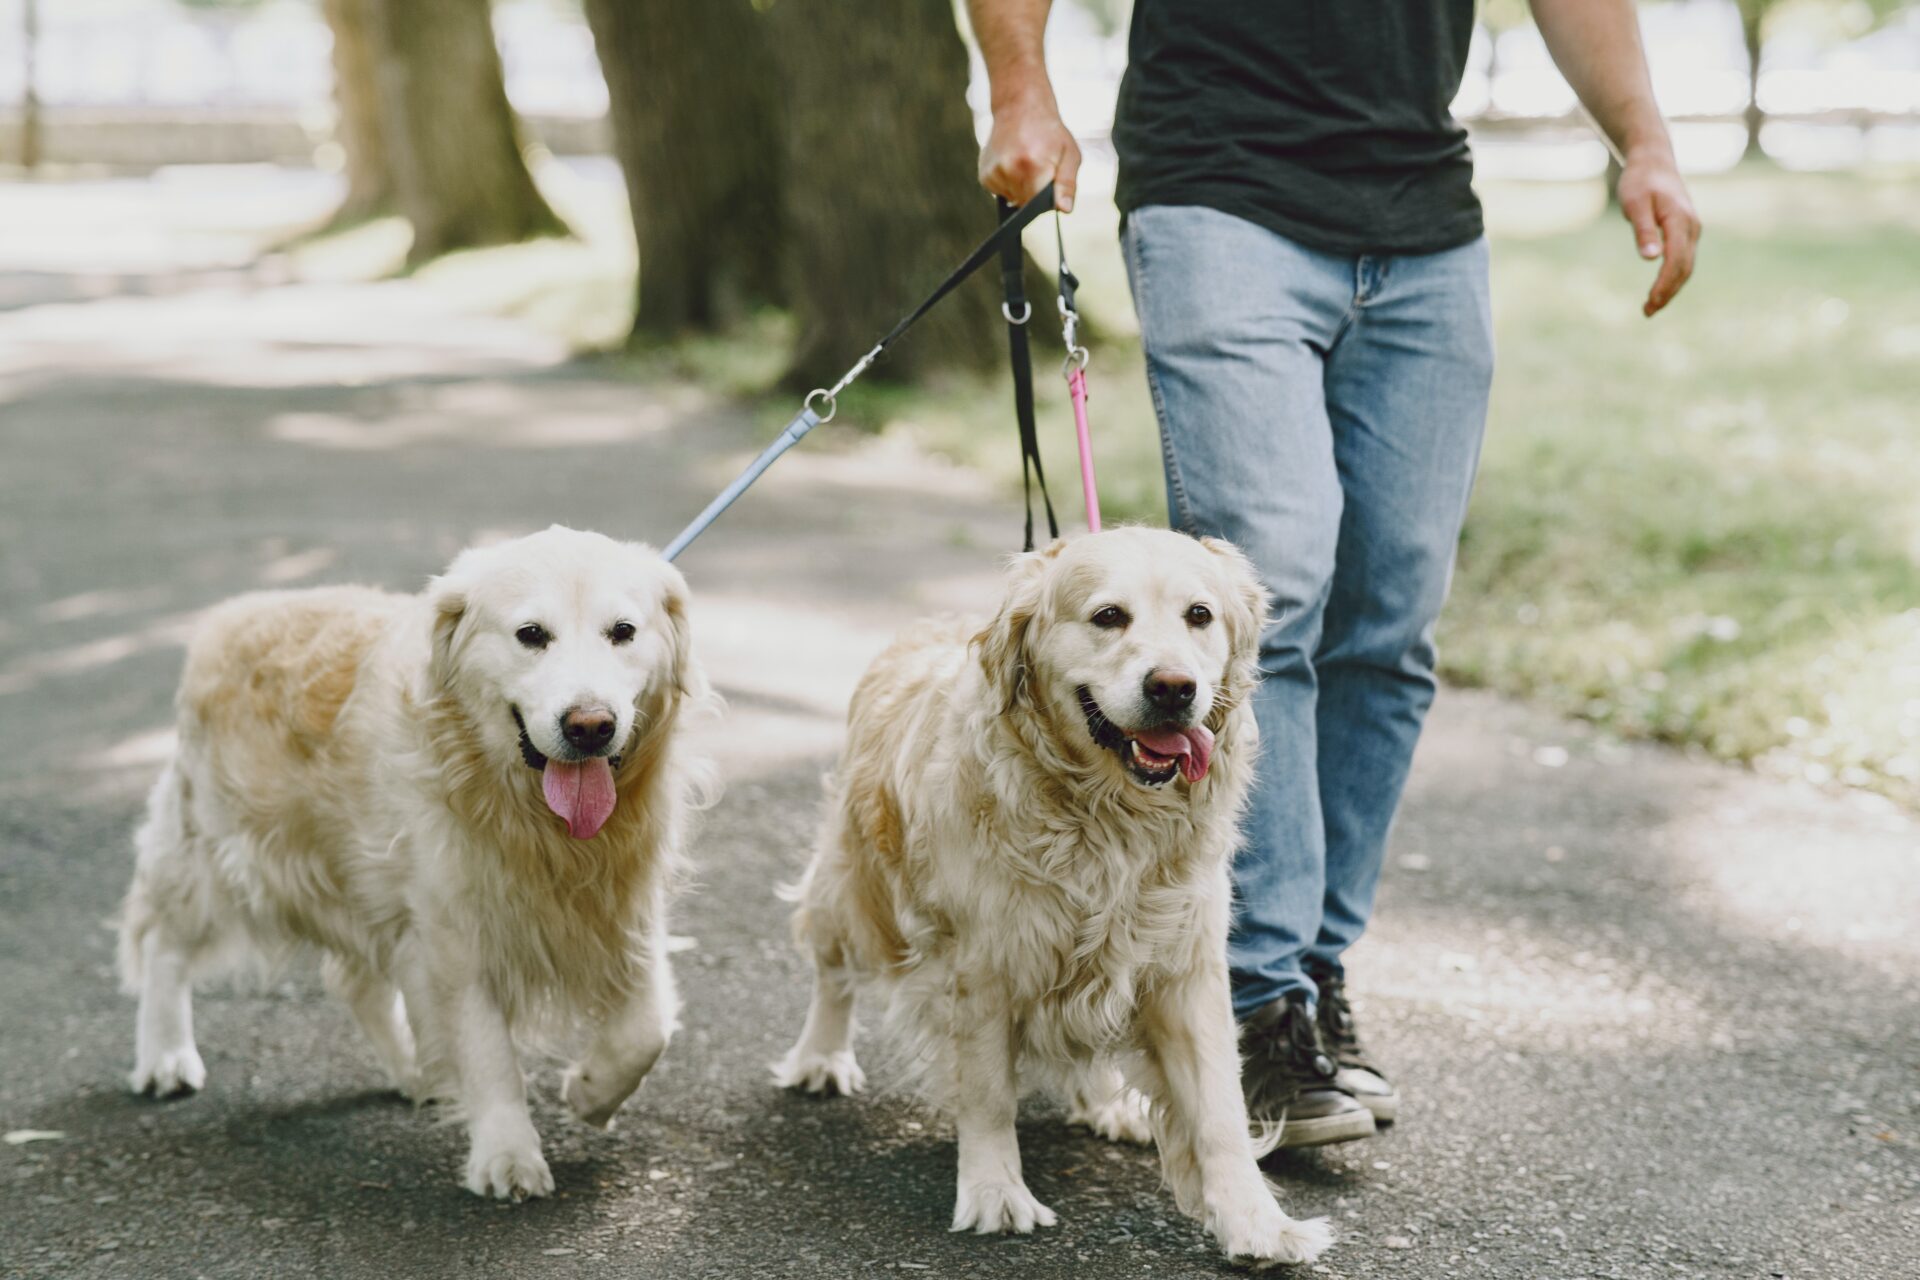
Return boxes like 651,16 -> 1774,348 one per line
1447,166 -> 1920,805
369,161 -> 1920,810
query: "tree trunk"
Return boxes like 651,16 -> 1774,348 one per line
582,0 -> 783,342
320,0 -> 394,222
771,0 -> 1001,386
367,0 -> 568,264
20,0 -> 40,171
1742,2 -> 1765,160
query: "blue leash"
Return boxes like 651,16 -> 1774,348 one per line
661,183 -> 1059,563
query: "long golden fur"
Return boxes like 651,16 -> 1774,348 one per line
775,527 -> 1332,1266
117,526 -> 711,1200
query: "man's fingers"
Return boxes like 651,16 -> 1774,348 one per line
1054,139 -> 1082,213
1622,190 -> 1663,261
1644,205 -> 1698,316
978,151 -> 1038,205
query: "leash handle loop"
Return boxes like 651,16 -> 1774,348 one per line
996,194 -> 1061,553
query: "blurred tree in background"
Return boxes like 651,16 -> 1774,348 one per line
318,0 -> 393,223
767,0 -> 1000,385
582,0 -> 785,340
1734,0 -> 1906,158
315,0 -> 568,262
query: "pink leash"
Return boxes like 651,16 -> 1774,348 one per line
1057,214 -> 1101,532
1067,365 -> 1099,533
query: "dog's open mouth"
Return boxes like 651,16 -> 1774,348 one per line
1076,686 -> 1214,787
511,706 -> 621,840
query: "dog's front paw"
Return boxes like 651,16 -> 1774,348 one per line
1067,1086 -> 1154,1146
463,1134 -> 554,1202
950,1180 -> 1057,1235
562,1064 -> 628,1129
1206,1188 -> 1332,1268
129,1045 -> 206,1098
390,1068 -> 426,1103
772,1046 -> 865,1097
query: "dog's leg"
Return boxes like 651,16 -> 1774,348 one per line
448,980 -> 552,1201
323,955 -> 419,1099
773,954 -> 864,1097
564,942 -> 676,1128
1136,965 -> 1332,1267
122,763 -> 209,1098
1062,1057 -> 1153,1146
129,930 -> 206,1097
948,977 -> 1054,1234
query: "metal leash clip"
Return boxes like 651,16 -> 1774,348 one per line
1055,213 -> 1089,376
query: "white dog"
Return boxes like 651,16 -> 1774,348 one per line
775,527 -> 1332,1267
118,525 -> 710,1200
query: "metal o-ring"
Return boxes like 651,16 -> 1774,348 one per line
804,389 -> 838,423
1002,300 -> 1032,325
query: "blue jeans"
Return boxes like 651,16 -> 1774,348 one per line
1122,204 -> 1493,1018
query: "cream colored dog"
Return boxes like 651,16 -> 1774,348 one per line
775,527 -> 1332,1267
118,525 -> 710,1200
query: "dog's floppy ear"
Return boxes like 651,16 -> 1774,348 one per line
972,541 -> 1060,714
425,579 -> 469,694
1198,536 -> 1271,731
656,557 -> 708,702
424,549 -> 481,695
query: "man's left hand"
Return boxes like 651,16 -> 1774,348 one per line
1617,148 -> 1701,318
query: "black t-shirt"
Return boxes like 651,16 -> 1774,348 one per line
1113,0 -> 1483,256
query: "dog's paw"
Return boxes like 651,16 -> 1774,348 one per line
1067,1086 -> 1154,1146
389,1068 -> 426,1103
129,1045 -> 206,1098
463,1138 -> 554,1202
771,1046 -> 865,1098
950,1180 -> 1057,1235
562,1064 -> 628,1129
1207,1191 -> 1332,1268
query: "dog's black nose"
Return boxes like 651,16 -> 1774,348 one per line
561,705 -> 617,752
1142,669 -> 1197,714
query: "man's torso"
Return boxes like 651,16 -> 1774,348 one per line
1113,0 -> 1483,257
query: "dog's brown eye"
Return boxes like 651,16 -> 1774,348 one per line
1091,605 -> 1130,630
1186,604 -> 1214,628
608,621 -> 637,645
515,624 -> 550,650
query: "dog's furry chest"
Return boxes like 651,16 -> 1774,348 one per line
943,836 -> 1212,1058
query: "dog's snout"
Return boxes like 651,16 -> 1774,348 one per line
561,704 -> 617,753
1142,669 -> 1197,716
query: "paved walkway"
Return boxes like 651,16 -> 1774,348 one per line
2,179 -> 1915,1280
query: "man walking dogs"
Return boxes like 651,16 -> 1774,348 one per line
967,0 -> 1700,1148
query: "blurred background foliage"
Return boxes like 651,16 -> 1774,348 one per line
3,0 -> 1918,805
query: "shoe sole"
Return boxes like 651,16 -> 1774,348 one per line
1356,1092 -> 1399,1126
1277,1108 -> 1377,1149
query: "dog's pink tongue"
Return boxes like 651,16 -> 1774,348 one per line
542,758 -> 617,840
1134,725 -> 1216,783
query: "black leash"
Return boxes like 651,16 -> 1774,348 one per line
996,196 -> 1060,552
665,184 -> 1061,562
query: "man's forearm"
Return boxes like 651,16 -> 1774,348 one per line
1528,0 -> 1672,158
966,0 -> 1056,110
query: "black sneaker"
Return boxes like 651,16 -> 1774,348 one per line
1309,965 -> 1400,1126
1240,992 -> 1377,1149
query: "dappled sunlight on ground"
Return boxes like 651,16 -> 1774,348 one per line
0,610 -> 203,698
266,378 -> 707,451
